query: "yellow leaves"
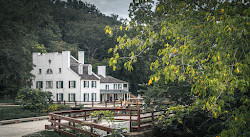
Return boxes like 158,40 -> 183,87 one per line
235,117 -> 238,121
227,54 -> 230,59
228,27 -> 232,32
213,16 -> 215,21
148,79 -> 152,85
236,68 -> 240,73
120,26 -> 122,30
220,16 -> 222,20
154,76 -> 158,82
223,73 -> 226,77
247,22 -> 249,25
174,49 -> 177,54
125,27 -> 128,30
221,9 -> 224,13
194,77 -> 198,79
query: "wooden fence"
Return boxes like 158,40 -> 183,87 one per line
46,108 -> 164,136
49,100 -> 123,108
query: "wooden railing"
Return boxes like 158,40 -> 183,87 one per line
46,108 -> 164,136
49,100 -> 123,108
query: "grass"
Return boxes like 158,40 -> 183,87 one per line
23,130 -> 70,137
0,98 -> 15,103
0,106 -> 47,121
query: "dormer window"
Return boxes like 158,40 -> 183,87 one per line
46,69 -> 53,74
48,60 -> 51,64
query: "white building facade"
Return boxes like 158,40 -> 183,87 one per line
31,51 -> 129,102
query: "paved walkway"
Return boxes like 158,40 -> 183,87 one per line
0,120 -> 49,137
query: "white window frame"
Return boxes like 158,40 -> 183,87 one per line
36,81 -> 43,89
69,81 -> 76,88
46,81 -> 53,89
68,93 -> 76,101
92,81 -> 96,88
56,81 -> 63,88
84,81 -> 89,88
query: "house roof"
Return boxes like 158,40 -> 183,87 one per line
98,75 -> 128,83
70,57 -> 99,80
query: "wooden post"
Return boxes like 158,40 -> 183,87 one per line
114,100 -> 116,107
130,109 -> 132,132
152,111 -> 154,123
85,111 -> 87,121
137,109 -> 140,132
75,101 -> 77,107
58,117 -> 61,135
64,100 -> 65,105
92,100 -> 94,107
105,101 -> 107,108
69,112 -> 71,125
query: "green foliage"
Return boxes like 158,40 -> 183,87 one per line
90,110 -> 115,123
0,106 -> 47,121
16,87 -> 51,112
107,0 -> 249,136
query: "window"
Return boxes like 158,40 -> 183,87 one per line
56,81 -> 63,88
59,68 -> 61,73
118,84 -> 122,89
69,81 -> 76,88
91,93 -> 96,101
91,81 -> 96,88
36,81 -> 43,89
114,84 -> 118,89
83,93 -> 89,102
83,81 -> 89,88
68,93 -> 75,101
39,69 -> 42,74
124,84 -> 127,88
46,69 -> 53,74
57,93 -> 63,101
46,81 -> 53,89
105,85 -> 109,90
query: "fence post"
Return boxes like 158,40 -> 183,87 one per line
152,111 -> 154,123
64,100 -> 65,105
85,111 -> 87,121
114,100 -> 116,107
58,117 -> 61,135
105,101 -> 107,108
75,101 -> 77,107
92,100 -> 94,107
138,109 -> 140,132
69,112 -> 71,125
130,109 -> 132,132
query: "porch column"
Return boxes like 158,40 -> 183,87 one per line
127,93 -> 129,101
123,93 -> 125,101
106,94 -> 107,101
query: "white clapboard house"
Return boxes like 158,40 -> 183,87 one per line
31,51 -> 130,102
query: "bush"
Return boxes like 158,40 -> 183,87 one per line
16,87 -> 51,112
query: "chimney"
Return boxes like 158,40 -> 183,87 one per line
62,51 -> 70,68
98,66 -> 106,77
78,64 -> 83,74
88,65 -> 92,75
78,51 -> 84,64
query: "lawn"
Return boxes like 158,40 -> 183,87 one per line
0,106 -> 47,121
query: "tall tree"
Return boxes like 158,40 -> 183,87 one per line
107,0 -> 249,136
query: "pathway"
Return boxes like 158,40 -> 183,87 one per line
0,120 -> 49,137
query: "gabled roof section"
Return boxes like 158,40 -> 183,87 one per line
70,56 -> 99,80
98,75 -> 128,83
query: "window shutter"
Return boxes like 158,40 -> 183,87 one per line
84,81 -> 86,88
61,94 -> 64,101
92,81 -> 93,88
74,81 -> 76,88
68,94 -> 70,101
56,94 -> 58,101
56,81 -> 58,88
69,81 -> 70,88
73,94 -> 75,101
88,81 -> 89,88
61,81 -> 63,88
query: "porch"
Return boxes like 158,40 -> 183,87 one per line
100,90 -> 130,102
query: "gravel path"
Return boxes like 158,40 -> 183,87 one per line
0,120 -> 49,137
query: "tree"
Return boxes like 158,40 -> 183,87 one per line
107,0 -> 249,136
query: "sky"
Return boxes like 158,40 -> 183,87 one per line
83,0 -> 132,19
